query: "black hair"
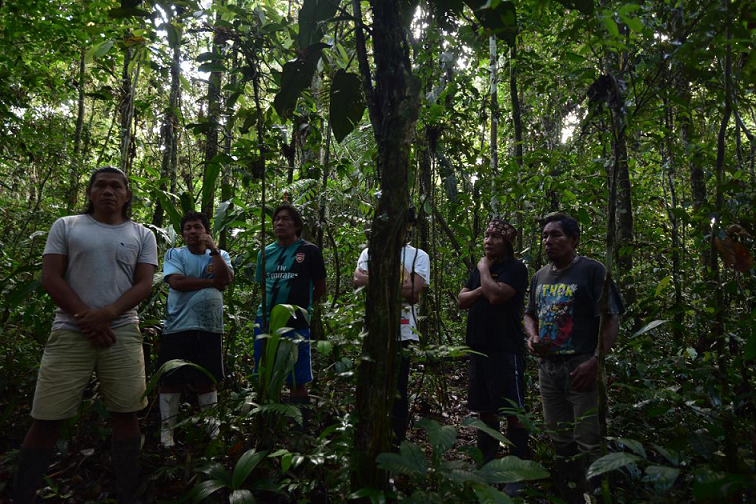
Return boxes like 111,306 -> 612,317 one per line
84,166 -> 131,219
542,213 -> 580,240
272,203 -> 303,237
181,211 -> 210,233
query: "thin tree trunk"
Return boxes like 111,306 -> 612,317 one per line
119,44 -> 133,173
351,0 -> 420,493
509,43 -> 523,249
202,16 -> 224,216
489,36 -> 498,180
711,16 -> 736,471
153,31 -> 182,229
220,46 -> 239,249
69,48 -> 86,210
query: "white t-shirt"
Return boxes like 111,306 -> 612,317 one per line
43,214 -> 159,331
357,244 -> 430,341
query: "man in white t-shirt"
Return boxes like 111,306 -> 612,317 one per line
13,167 -> 157,504
352,210 -> 430,445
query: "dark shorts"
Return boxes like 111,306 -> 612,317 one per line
156,330 -> 224,387
253,317 -> 312,386
468,350 -> 525,414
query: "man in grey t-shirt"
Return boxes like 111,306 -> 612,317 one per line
525,213 -> 623,500
12,167 -> 157,504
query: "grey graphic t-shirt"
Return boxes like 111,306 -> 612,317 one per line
43,214 -> 158,331
526,257 -> 624,355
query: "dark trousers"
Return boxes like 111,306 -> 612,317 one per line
392,340 -> 411,446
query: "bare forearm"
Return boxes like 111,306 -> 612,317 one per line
479,269 -> 513,305
211,255 -> 233,285
353,268 -> 368,288
458,287 -> 482,309
524,314 -> 539,340
167,276 -> 215,291
401,278 -> 424,305
42,276 -> 89,315
106,281 -> 154,318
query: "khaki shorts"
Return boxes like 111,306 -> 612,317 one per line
31,324 -> 147,420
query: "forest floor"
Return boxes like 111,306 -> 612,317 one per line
0,356 -> 558,503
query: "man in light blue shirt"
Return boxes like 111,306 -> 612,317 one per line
156,211 -> 233,447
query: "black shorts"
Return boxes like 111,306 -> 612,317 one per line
156,330 -> 224,387
467,350 -> 525,414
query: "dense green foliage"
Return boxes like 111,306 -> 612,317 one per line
0,0 -> 755,502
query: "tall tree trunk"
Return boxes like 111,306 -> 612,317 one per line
489,36 -> 498,182
509,43 -> 524,249
153,28 -> 182,229
220,46 -> 238,250
661,97 -> 683,340
351,0 -> 420,493
711,15 -> 736,470
119,43 -> 134,174
69,47 -> 86,210
202,17 -> 224,216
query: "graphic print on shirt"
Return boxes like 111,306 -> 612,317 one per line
536,282 -> 579,353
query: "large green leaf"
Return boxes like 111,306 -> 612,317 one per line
273,43 -> 330,119
189,479 -> 227,504
465,1 -> 518,47
298,0 -> 341,48
473,483 -> 514,504
144,359 -> 218,398
375,441 -> 428,476
108,7 -> 151,18
180,192 -> 195,215
631,319 -> 668,338
213,199 -> 233,235
231,449 -> 268,489
586,452 -> 643,480
329,70 -> 366,143
644,465 -> 680,494
156,192 -> 182,234
85,40 -> 114,64
201,162 -> 222,216
229,489 -> 255,504
477,456 -> 550,484
462,418 -> 511,446
416,418 -> 457,455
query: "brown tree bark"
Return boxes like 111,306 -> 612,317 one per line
69,48 -> 86,210
509,43 -> 524,249
153,26 -> 182,229
351,0 -> 420,493
202,14 -> 224,216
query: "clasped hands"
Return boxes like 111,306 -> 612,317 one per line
527,335 -> 599,392
75,306 -> 118,349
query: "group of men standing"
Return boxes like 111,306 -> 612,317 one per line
11,165 -> 623,503
458,214 -> 624,499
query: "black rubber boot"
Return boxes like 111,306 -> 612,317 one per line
508,427 -> 530,460
112,437 -> 140,504
476,418 -> 500,465
11,447 -> 54,504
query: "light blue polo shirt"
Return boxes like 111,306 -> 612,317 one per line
163,247 -> 233,335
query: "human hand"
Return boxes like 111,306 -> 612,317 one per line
477,256 -> 492,271
75,307 -> 117,334
199,232 -> 217,251
84,327 -> 117,348
213,277 -> 228,291
570,357 -> 598,392
527,335 -> 550,357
